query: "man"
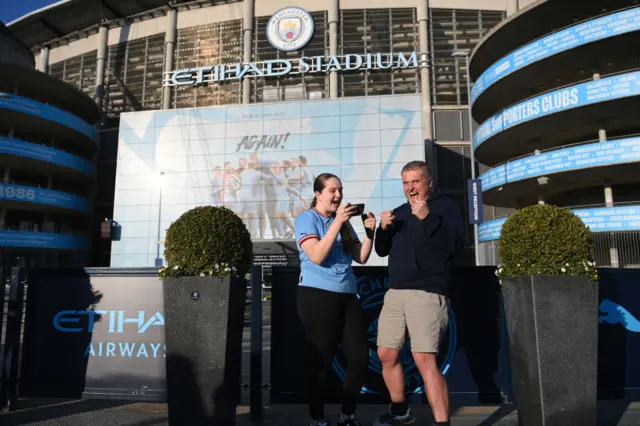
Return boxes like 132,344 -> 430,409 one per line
372,160 -> 464,426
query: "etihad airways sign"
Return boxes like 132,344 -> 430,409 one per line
163,51 -> 428,87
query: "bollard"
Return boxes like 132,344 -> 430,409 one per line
0,267 -> 26,412
250,264 -> 263,421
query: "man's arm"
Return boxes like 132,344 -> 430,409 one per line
420,200 -> 465,254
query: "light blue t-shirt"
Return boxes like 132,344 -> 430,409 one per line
296,209 -> 359,294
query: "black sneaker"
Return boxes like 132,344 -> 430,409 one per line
337,414 -> 363,426
371,407 -> 415,425
314,419 -> 330,426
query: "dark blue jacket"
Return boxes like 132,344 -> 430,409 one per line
374,190 -> 465,296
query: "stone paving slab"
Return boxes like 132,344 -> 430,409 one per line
1,400 -> 639,425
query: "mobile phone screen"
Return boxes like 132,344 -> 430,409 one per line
353,203 -> 365,215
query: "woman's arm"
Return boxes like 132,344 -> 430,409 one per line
351,213 -> 376,264
298,203 -> 357,265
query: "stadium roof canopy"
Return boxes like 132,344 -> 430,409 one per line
7,0 -> 234,50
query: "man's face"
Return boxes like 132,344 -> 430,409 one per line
402,168 -> 432,202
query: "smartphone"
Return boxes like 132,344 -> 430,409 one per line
353,203 -> 365,215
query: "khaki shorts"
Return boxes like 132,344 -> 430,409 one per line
376,288 -> 449,354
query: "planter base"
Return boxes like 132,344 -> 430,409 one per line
163,276 -> 246,425
502,275 -> 598,426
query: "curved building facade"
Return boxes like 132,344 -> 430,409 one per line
7,0 -> 539,268
470,0 -> 640,268
0,22 -> 100,272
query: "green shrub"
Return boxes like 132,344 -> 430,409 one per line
159,206 -> 253,279
496,204 -> 597,281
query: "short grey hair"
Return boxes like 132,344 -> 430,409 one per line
401,160 -> 431,177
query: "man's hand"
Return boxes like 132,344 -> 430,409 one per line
380,210 -> 395,231
410,199 -> 430,220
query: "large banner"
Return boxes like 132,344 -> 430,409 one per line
111,95 -> 424,267
479,205 -> 640,242
471,7 -> 640,103
474,70 -> 640,149
480,137 -> 640,191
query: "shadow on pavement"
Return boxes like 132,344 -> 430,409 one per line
598,400 -> 630,426
473,404 -> 518,425
0,399 -> 134,425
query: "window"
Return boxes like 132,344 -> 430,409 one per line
49,50 -> 98,100
429,8 -> 504,106
339,8 -> 420,97
173,21 -> 244,108
104,34 -> 165,117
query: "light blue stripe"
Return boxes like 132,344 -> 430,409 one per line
479,205 -> 640,242
471,7 -> 640,104
0,92 -> 98,143
474,70 -> 640,150
0,231 -> 89,250
0,137 -> 93,176
0,184 -> 90,211
479,137 -> 640,191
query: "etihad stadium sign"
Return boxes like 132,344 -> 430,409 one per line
163,52 -> 428,87
163,6 -> 427,87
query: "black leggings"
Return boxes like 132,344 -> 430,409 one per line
297,285 -> 369,420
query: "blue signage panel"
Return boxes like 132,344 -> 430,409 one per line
0,92 -> 98,143
0,184 -> 90,211
471,7 -> 640,104
0,231 -> 89,250
467,179 -> 483,224
480,137 -> 640,191
0,137 -> 94,176
474,71 -> 640,149
478,206 -> 640,242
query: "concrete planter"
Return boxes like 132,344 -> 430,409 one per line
162,275 -> 246,425
501,275 -> 599,426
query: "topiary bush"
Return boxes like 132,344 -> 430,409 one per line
158,206 -> 253,279
496,204 -> 597,282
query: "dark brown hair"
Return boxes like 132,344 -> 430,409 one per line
310,173 -> 358,253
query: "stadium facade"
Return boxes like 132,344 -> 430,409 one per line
0,21 -> 100,275
471,0 -> 640,268
5,0 -> 638,269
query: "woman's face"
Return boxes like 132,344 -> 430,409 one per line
315,177 -> 343,213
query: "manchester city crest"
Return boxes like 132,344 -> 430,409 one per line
267,7 -> 314,52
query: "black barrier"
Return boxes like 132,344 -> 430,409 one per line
270,266 -> 640,405
250,265 -> 264,421
12,265 -> 640,406
20,268 -> 166,401
0,267 -> 26,411
270,266 -> 511,405
598,268 -> 640,400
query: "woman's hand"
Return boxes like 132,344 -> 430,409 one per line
336,202 -> 358,224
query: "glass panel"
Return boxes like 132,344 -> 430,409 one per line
429,8 -> 504,106
173,20 -> 243,108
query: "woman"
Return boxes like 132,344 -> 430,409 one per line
295,173 -> 376,426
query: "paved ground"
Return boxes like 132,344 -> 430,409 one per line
1,400 -> 640,425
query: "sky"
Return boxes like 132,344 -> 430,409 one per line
0,0 -> 58,24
